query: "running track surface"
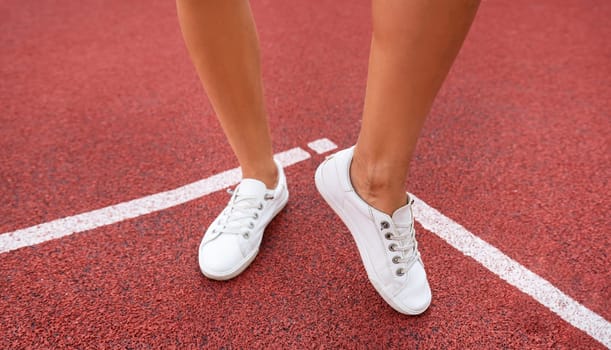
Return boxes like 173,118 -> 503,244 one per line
1,0 -> 609,348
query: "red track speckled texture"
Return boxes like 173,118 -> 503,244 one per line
1,0 -> 609,348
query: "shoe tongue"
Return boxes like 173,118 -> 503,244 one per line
235,179 -> 267,197
391,203 -> 414,226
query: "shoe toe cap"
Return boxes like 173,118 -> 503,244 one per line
199,237 -> 244,278
391,262 -> 432,315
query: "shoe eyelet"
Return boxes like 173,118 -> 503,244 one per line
388,243 -> 398,252
380,221 -> 390,230
243,232 -> 250,239
253,213 -> 259,219
258,203 -> 263,210
396,268 -> 405,276
248,222 -> 255,229
384,232 -> 393,240
392,256 -> 401,264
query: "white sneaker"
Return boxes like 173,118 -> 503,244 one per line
199,161 -> 289,280
315,147 -> 431,315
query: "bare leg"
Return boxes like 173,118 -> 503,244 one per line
352,0 -> 480,214
176,0 -> 277,188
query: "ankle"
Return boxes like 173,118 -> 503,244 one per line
349,156 -> 408,215
241,160 -> 278,189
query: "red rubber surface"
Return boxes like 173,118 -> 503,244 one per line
1,0 -> 609,348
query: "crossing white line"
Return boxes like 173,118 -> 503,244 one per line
307,138 -> 337,154
411,194 -> 611,348
0,138 -> 608,347
0,146 -> 311,255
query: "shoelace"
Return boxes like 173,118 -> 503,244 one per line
212,189 -> 274,238
383,220 -> 420,276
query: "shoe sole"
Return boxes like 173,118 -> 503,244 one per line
200,188 -> 290,281
315,160 -> 429,315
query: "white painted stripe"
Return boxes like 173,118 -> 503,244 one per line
273,147 -> 311,167
0,147 -> 311,254
307,138 -> 338,154
410,194 -> 611,348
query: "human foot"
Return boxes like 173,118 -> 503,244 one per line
199,160 -> 289,280
315,147 -> 431,314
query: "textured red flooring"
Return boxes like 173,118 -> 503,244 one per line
1,0 -> 609,348
412,0 -> 611,322
0,162 -> 602,348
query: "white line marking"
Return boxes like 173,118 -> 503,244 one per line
273,147 -> 311,167
307,138 -> 338,154
411,193 -> 611,348
0,147 -> 311,255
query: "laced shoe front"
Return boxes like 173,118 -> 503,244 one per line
199,162 -> 288,280
213,188 -> 274,239
380,207 -> 420,278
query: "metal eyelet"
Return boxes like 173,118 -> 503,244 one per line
392,256 -> 401,264
384,232 -> 393,240
258,203 -> 263,210
396,268 -> 405,276
253,213 -> 259,219
248,222 -> 255,229
243,232 -> 250,239
388,243 -> 398,252
380,221 -> 390,230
